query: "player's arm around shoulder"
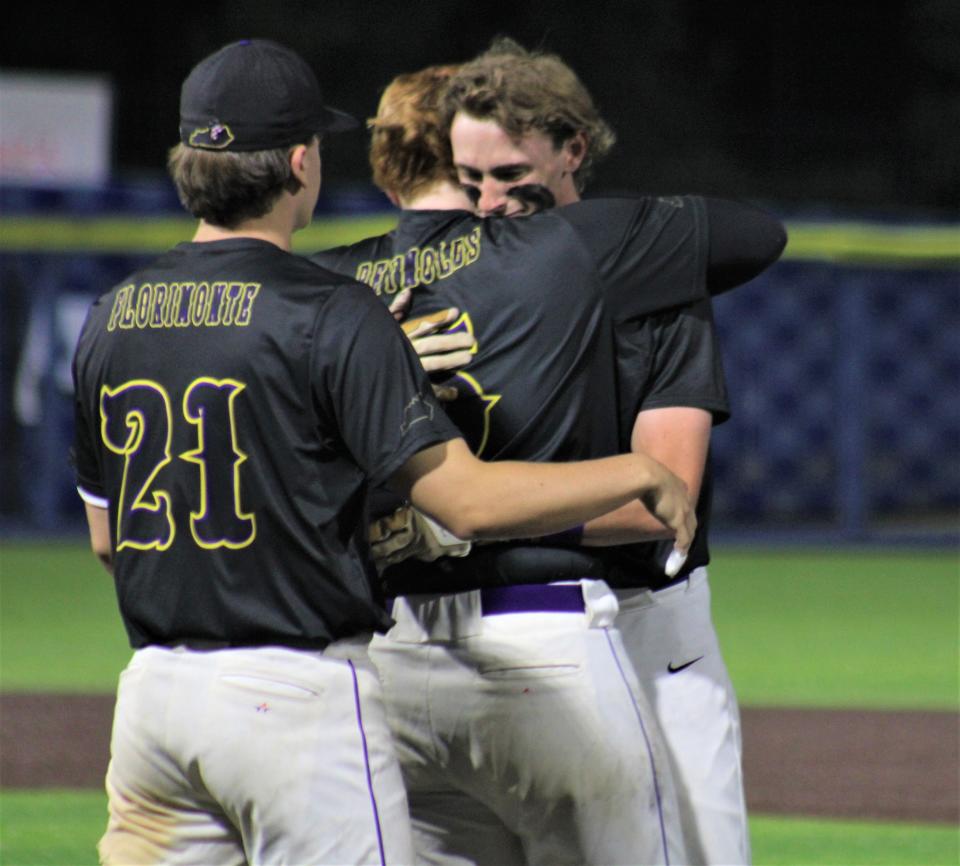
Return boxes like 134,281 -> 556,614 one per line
387,437 -> 696,553
703,197 -> 788,294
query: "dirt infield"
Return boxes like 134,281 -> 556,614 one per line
2,694 -> 957,824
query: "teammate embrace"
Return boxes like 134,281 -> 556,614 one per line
315,40 -> 784,866
74,36 -> 783,866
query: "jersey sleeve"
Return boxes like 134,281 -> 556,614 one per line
616,298 -> 730,432
70,315 -> 109,507
703,197 -> 787,294
311,286 -> 461,487
561,195 -> 709,322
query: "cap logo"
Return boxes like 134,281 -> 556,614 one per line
187,122 -> 236,150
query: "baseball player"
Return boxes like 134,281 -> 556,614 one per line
71,40 -> 697,866
311,63 -> 784,866
439,38 -> 786,865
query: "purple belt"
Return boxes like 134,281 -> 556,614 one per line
480,584 -> 586,615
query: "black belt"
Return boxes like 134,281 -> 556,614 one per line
382,543 -> 685,596
384,544 -> 609,595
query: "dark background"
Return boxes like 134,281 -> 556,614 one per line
3,0 -> 959,215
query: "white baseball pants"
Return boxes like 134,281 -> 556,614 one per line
616,568 -> 751,866
370,579 -> 686,866
98,641 -> 413,865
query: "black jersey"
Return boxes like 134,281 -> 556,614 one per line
315,197 -> 707,460
312,196 -> 716,593
72,237 -> 458,648
603,298 -> 730,587
321,212 -> 605,465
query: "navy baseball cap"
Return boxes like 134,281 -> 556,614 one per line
179,39 -> 358,151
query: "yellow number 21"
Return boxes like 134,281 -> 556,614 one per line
99,378 -> 256,552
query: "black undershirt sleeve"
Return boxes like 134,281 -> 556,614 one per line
704,197 -> 788,294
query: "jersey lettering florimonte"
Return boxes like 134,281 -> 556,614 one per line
353,226 -> 481,296
73,237 -> 458,647
106,280 -> 260,331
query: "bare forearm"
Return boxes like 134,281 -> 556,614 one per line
455,455 -> 667,539
581,407 -> 712,546
400,441 -> 673,541
580,500 -> 675,546
84,503 -> 114,575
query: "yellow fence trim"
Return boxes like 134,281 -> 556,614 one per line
1,214 -> 957,267
0,214 -> 399,254
783,222 -> 959,266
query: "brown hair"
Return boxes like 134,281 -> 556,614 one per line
368,65 -> 461,201
167,141 -> 307,228
443,37 -> 615,191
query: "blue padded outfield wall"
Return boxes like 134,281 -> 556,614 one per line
1,183 -> 957,544
711,260 -> 957,543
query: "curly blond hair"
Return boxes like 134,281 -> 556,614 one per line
442,37 -> 616,192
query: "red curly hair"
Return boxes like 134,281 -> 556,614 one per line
368,65 -> 461,201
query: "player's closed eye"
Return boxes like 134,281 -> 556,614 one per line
491,166 -> 530,183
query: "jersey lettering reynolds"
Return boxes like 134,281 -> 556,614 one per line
354,227 -> 481,296
106,281 -> 261,331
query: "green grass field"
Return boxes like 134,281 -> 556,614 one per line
1,540 -> 958,864
3,541 -> 956,703
710,547 -> 959,709
1,790 -> 957,866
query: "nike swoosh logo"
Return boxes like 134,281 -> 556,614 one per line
667,656 -> 704,674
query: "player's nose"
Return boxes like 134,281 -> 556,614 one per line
477,179 -> 508,216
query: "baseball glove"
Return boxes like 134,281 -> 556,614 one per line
369,506 -> 472,572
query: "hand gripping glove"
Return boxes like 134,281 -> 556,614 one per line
369,505 -> 472,572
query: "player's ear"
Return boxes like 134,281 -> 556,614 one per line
288,142 -> 313,188
289,143 -> 307,177
563,131 -> 587,172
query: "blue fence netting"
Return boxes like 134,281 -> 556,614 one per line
1,181 -> 957,544
711,262 -> 958,544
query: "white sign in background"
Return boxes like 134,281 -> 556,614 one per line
0,71 -> 113,185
